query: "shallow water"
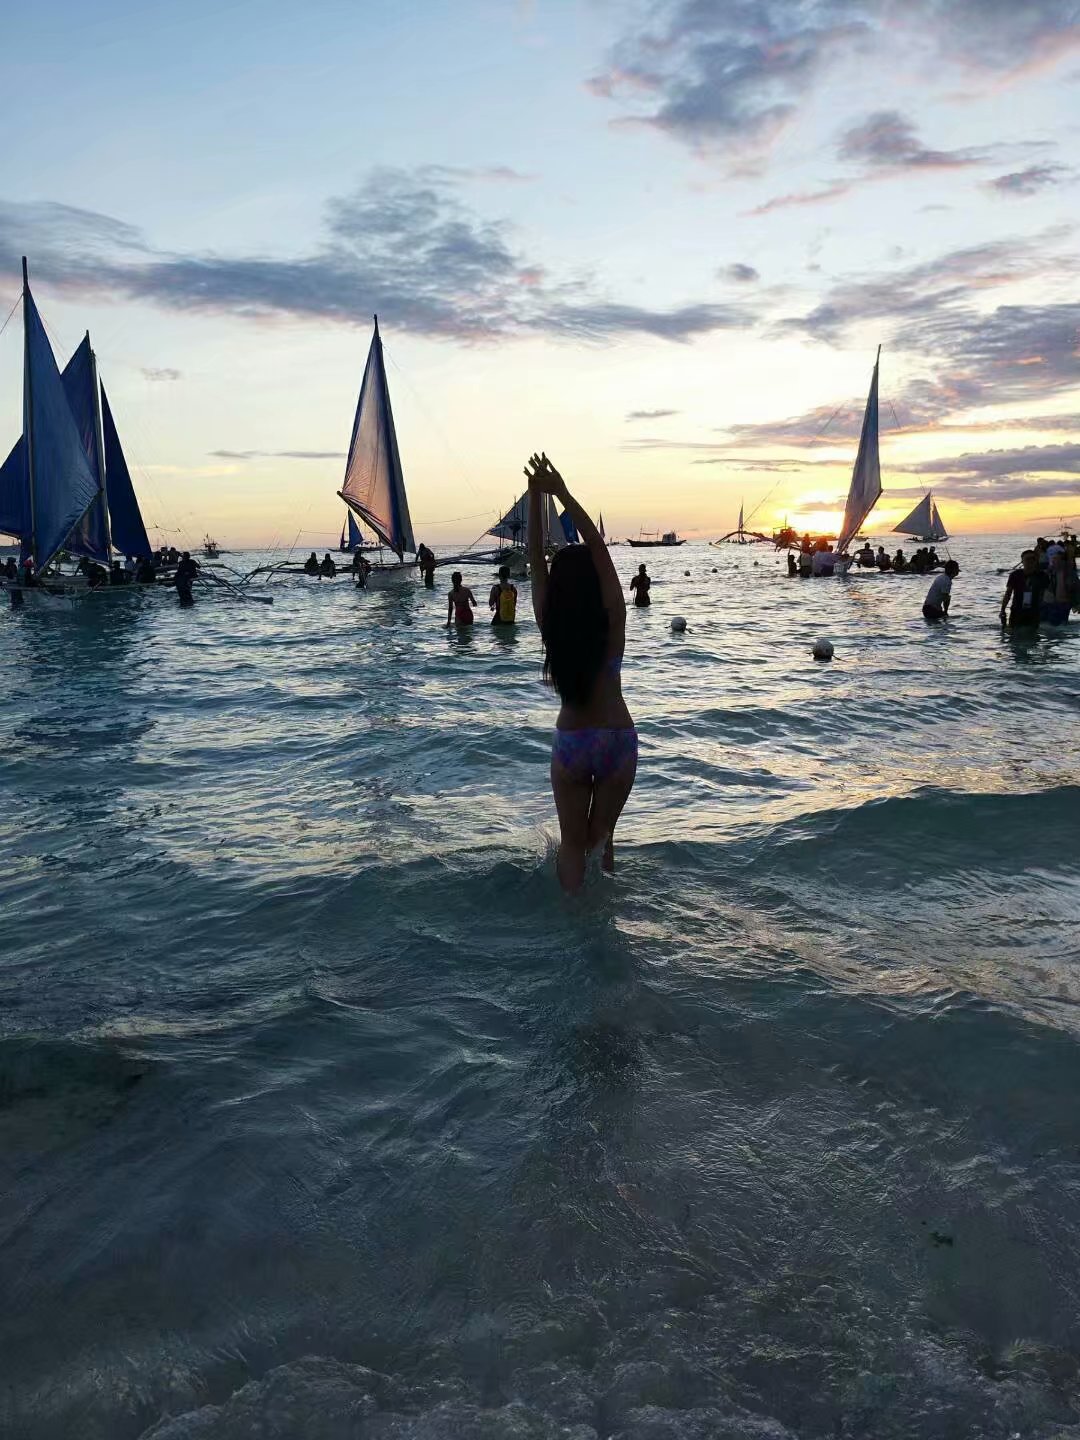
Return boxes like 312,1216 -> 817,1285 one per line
2,537 -> 1079,1440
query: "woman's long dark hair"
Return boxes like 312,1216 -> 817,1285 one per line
541,545 -> 608,706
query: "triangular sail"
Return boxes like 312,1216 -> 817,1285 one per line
489,491 -> 561,546
101,386 -> 151,558
340,511 -> 365,550
738,500 -> 744,533
559,510 -> 579,544
837,349 -> 882,554
23,277 -> 100,569
893,493 -> 931,537
0,337 -> 111,560
337,317 -> 415,560
598,511 -> 606,541
0,436 -> 30,542
63,337 -> 110,563
894,492 -> 947,541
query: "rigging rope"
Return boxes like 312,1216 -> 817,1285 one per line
742,401 -> 851,530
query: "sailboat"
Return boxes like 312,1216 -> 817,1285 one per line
488,489 -> 565,573
835,347 -> 883,563
336,316 -> 416,586
0,258 -> 152,602
338,510 -> 366,552
894,491 -> 948,543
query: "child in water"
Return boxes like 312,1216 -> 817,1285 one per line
526,452 -> 637,892
446,572 -> 477,626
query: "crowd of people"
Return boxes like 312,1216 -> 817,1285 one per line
1000,536 -> 1078,629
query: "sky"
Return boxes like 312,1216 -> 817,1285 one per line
1,0 -> 1078,548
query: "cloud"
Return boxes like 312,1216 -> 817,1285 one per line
899,442 -> 1080,481
837,110 -> 987,171
142,366 -> 181,382
590,2 -> 1080,159
210,449 -> 346,461
418,164 -> 535,184
779,230 -> 1076,344
626,409 -> 679,421
588,1 -> 868,156
0,170 -> 756,345
987,164 -> 1071,195
747,183 -> 852,216
719,262 -> 760,282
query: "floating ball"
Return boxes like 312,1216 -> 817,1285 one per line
684,570 -> 690,576
711,567 -> 717,573
671,616 -> 688,633
812,638 -> 834,661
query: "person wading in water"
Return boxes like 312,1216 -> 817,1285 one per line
526,452 -> 637,892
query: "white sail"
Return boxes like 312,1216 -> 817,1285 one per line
836,348 -> 882,554
490,491 -> 560,546
738,500 -> 744,533
894,491 -> 948,541
338,316 -> 415,559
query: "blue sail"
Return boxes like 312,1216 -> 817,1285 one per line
338,317 -> 415,559
559,510 -> 579,544
0,336 -> 109,559
101,386 -> 151,558
0,437 -> 29,541
348,511 -> 363,550
63,337 -> 110,563
23,286 -> 99,568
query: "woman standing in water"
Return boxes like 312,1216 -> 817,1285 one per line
526,453 -> 637,892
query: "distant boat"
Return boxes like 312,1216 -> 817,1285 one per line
893,491 -> 948,543
628,529 -> 684,548
488,489 -> 568,571
338,511 -> 366,552
203,535 -> 219,558
0,257 -> 152,598
712,500 -> 773,546
836,347 -> 883,557
337,315 -> 416,585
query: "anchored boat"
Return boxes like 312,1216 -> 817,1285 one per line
0,258 -> 154,604
337,316 -> 417,586
628,529 -> 684,548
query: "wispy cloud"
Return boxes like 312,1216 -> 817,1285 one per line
778,230 -> 1077,345
590,1 -> 1080,161
0,170 -> 757,345
987,163 -> 1071,196
747,183 -> 851,217
626,409 -> 679,421
837,110 -> 988,172
719,262 -> 761,282
141,366 -> 181,382
899,442 -> 1080,480
210,449 -> 346,461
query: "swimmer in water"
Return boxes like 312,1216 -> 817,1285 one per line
446,571 -> 477,626
526,451 -> 636,892
488,565 -> 518,624
629,564 -> 651,606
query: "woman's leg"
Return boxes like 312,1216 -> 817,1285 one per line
550,760 -> 593,893
587,755 -> 637,874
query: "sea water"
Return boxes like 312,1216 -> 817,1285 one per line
1,537 -> 1078,1440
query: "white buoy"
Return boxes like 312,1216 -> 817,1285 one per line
671,616 -> 687,632
812,638 -> 834,661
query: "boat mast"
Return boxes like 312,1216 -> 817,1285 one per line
88,334 -> 112,561
22,257 -> 37,565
